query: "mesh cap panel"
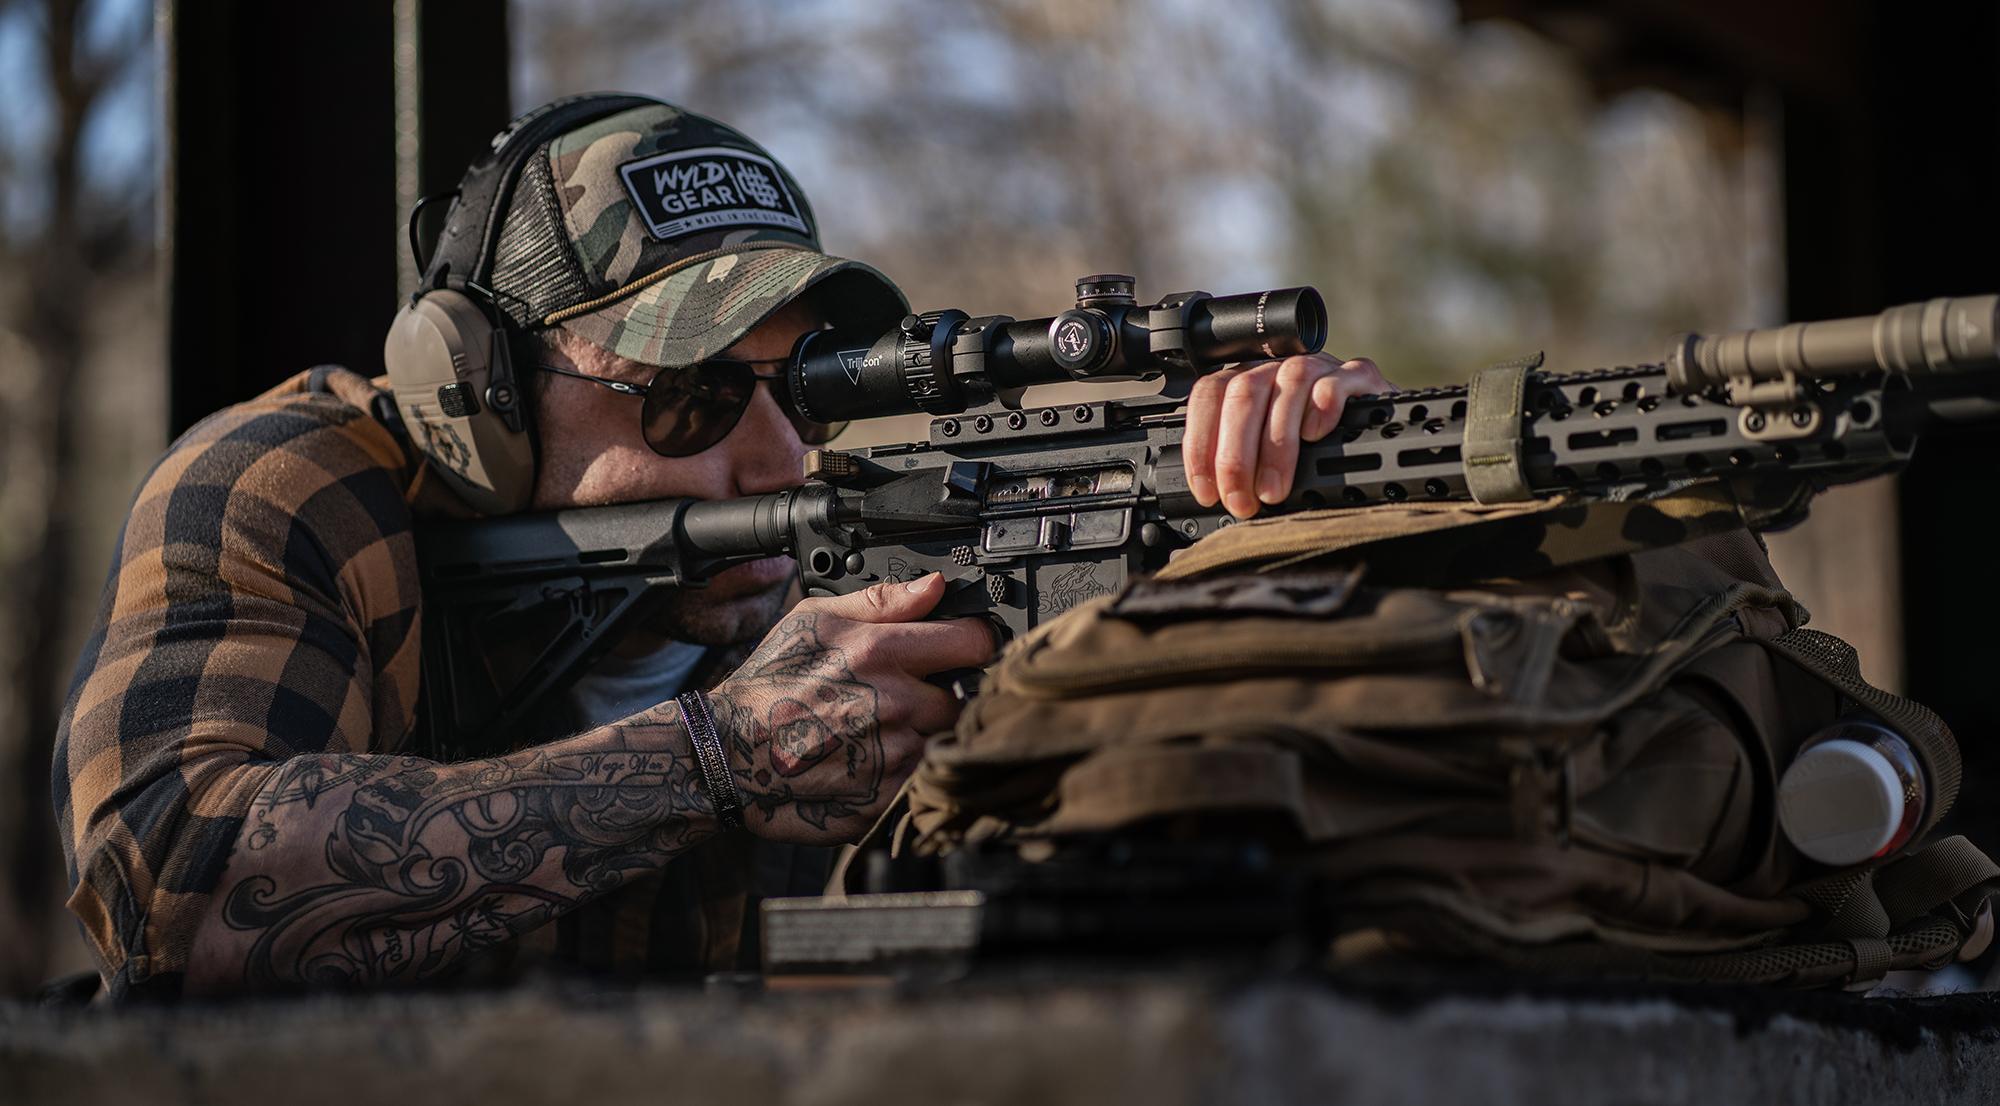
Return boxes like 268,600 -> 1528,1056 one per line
489,151 -> 588,330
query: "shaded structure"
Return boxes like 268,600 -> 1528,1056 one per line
1458,0 -> 2000,878
164,0 -> 509,437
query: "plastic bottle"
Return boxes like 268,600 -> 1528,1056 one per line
1776,719 -> 1926,866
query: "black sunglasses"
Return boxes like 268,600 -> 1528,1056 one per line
535,357 -> 846,458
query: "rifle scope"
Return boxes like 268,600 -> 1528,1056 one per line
1667,293 -> 2000,394
787,275 -> 1327,423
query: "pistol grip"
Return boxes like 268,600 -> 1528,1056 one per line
922,575 -> 1010,702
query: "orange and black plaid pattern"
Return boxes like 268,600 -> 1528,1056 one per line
54,367 -> 832,999
54,368 -> 429,1001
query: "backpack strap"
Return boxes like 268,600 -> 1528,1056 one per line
1874,836 -> 2000,929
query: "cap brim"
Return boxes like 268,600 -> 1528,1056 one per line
557,246 -> 908,368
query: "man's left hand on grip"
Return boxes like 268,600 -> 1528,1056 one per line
1183,352 -> 1395,519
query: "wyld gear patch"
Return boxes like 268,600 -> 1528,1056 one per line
618,146 -> 811,243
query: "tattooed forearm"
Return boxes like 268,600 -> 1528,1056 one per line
195,585 -> 959,993
193,710 -> 715,992
707,611 -> 886,831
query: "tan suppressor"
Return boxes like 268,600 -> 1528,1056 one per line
1667,294 -> 2000,393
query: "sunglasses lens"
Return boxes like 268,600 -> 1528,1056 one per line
638,359 -> 848,456
641,360 -> 757,457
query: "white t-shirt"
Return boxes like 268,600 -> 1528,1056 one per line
566,640 -> 708,730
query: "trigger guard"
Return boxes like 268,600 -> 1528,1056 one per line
923,667 -> 986,702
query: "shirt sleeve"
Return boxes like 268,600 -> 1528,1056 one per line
53,375 -> 427,1000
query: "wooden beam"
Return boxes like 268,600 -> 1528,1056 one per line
1458,0 -> 1865,108
165,0 -> 510,436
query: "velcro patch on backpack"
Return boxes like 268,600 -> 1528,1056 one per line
1108,566 -> 1365,622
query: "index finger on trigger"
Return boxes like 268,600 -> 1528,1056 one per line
802,572 -> 948,625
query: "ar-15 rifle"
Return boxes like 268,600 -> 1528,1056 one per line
413,278 -> 2000,761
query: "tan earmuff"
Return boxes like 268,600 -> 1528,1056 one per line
389,94 -> 665,514
384,289 -> 536,514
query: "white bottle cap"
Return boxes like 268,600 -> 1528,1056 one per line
1777,739 -> 1906,866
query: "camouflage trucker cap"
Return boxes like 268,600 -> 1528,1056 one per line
481,98 -> 908,366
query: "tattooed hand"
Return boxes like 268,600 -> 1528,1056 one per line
707,573 -> 994,844
185,575 -> 988,993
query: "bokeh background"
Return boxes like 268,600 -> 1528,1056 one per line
0,0 -> 1987,996
509,0 -> 1783,395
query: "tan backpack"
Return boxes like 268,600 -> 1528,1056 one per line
899,485 -> 2000,987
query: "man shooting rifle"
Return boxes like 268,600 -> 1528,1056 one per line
53,95 -> 1387,998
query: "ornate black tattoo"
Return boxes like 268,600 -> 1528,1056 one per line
710,611 -> 885,830
216,726 -> 711,990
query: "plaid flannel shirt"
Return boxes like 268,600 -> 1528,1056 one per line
55,368 -> 823,1001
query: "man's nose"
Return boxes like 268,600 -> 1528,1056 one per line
723,383 -> 810,496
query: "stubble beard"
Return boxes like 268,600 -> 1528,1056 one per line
639,577 -> 791,651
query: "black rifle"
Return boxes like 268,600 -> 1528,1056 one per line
413,280 -> 2000,760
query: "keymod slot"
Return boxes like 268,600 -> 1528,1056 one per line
1567,428 -> 1639,450
1316,453 -> 1384,476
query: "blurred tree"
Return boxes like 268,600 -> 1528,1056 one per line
0,0 -> 153,995
511,0 -> 1779,388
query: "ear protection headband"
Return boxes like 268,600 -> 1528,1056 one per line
384,93 -> 660,514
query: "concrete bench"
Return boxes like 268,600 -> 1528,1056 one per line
5,973 -> 1997,1104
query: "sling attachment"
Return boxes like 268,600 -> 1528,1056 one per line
1463,352 -> 1543,504
1843,936 -> 1893,985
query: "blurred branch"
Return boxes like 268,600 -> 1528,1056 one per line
0,0 -> 152,995
512,0 -> 1773,381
